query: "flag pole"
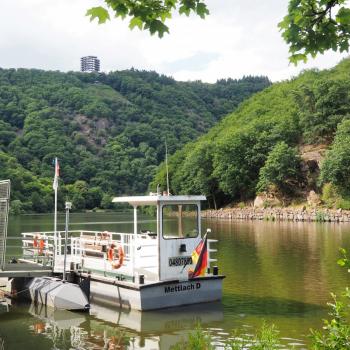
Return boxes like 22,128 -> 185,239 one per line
165,140 -> 170,195
54,181 -> 57,256
53,157 -> 58,264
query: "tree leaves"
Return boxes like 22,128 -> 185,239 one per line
86,7 -> 110,24
336,7 -> 350,25
0,68 -> 269,212
129,17 -> 143,30
256,141 -> 301,195
280,0 -> 350,64
86,0 -> 209,38
196,2 -> 209,19
320,119 -> 350,195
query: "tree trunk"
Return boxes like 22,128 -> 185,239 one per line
212,193 -> 217,210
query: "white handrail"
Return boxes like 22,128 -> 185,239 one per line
20,229 -> 218,281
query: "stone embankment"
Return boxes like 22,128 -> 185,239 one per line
202,208 -> 350,222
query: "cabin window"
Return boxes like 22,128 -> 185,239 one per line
162,204 -> 199,239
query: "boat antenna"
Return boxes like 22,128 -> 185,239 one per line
165,140 -> 170,195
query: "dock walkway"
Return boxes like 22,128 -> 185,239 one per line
0,263 -> 52,278
0,180 -> 53,279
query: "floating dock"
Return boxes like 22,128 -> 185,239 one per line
1,179 -> 224,311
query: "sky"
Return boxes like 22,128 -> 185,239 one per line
0,0 -> 348,83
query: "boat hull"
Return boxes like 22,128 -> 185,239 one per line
11,277 -> 90,311
89,275 -> 224,311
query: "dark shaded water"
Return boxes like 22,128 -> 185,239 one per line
1,213 -> 350,349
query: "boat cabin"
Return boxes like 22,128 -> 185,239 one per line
21,195 -> 217,286
112,195 -> 210,282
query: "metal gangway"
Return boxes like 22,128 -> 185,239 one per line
0,180 -> 53,278
0,180 -> 10,271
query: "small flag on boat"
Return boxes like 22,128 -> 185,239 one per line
189,233 -> 208,278
52,158 -> 59,190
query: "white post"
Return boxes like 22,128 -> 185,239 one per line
157,203 -> 160,281
53,157 -> 59,264
63,201 -> 72,281
165,141 -> 170,195
54,187 -> 57,257
133,206 -> 137,277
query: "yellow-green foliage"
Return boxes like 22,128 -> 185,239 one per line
321,183 -> 339,208
321,183 -> 350,210
336,198 -> 350,210
320,119 -> 350,195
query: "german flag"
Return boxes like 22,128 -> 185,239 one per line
189,233 -> 208,278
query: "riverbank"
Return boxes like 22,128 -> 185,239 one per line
202,207 -> 350,222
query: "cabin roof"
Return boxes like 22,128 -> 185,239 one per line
112,195 -> 206,206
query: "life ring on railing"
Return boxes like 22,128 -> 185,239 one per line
33,234 -> 45,255
107,243 -> 124,269
33,234 -> 39,248
39,239 -> 45,255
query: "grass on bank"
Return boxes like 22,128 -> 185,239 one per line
170,322 -> 282,350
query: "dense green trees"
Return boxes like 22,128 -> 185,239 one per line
257,142 -> 302,196
320,119 -> 350,195
0,67 -> 269,213
3,61 -> 350,211
296,79 -> 350,143
152,58 -> 350,208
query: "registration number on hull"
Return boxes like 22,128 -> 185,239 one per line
168,256 -> 192,267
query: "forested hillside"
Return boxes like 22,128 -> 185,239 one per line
152,59 -> 350,210
0,68 -> 270,213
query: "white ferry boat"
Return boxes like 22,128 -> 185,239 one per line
18,194 -> 224,310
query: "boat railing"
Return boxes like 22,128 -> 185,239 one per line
19,231 -> 217,282
6,235 -> 54,267
20,230 -> 159,280
207,239 -> 217,270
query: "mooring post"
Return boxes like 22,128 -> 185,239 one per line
63,201 -> 72,281
133,205 -> 137,276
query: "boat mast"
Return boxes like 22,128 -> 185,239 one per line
165,141 -> 170,195
53,157 -> 59,264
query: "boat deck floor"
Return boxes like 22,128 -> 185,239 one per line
0,262 -> 53,278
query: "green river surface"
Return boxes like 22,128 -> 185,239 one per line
1,212 -> 350,349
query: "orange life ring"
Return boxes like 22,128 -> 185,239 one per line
33,234 -> 44,254
107,244 -> 124,269
33,234 -> 39,247
39,239 -> 45,255
34,322 -> 45,334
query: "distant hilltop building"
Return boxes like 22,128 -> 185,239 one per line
80,56 -> 100,73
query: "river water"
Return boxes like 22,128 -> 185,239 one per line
1,212 -> 350,349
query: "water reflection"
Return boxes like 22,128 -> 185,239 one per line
4,214 -> 350,348
223,293 -> 326,316
0,299 -> 310,349
0,302 -> 8,315
29,303 -> 129,349
0,301 -> 224,350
